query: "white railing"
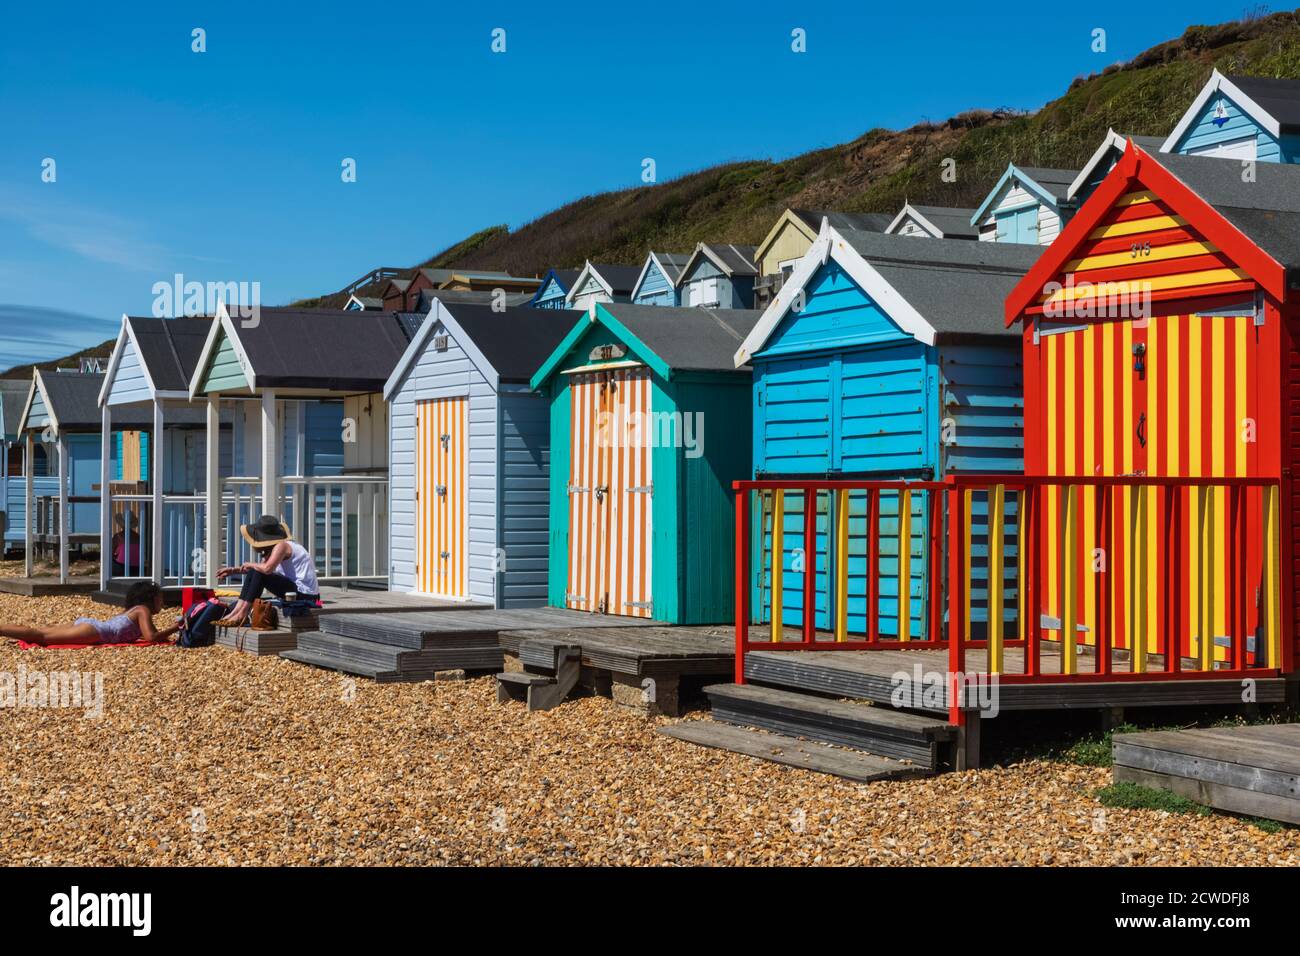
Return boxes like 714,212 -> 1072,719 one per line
107,493 -> 208,586
221,475 -> 388,585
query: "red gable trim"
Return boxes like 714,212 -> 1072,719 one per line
1005,143 -> 1287,325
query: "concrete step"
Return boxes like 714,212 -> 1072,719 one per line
705,682 -> 954,768
659,721 -> 931,783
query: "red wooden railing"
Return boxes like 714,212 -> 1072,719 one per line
733,475 -> 1291,721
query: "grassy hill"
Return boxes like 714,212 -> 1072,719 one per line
10,11 -> 1300,368
298,8 -> 1300,309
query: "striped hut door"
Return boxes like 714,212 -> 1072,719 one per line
415,396 -> 469,599
608,368 -> 653,618
566,373 -> 607,612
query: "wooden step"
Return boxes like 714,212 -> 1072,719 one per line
496,671 -> 556,688
280,647 -> 386,679
215,627 -> 297,657
705,682 -> 954,768
659,721 -> 931,783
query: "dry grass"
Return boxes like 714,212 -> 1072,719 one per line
0,589 -> 1297,866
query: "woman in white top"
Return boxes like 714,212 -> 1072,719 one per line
216,515 -> 320,625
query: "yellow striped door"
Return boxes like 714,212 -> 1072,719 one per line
415,396 -> 469,599
566,368 -> 654,617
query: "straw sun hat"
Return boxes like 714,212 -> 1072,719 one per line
240,514 -> 293,549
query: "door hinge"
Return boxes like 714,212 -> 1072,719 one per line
568,485 -> 590,494
624,600 -> 653,611
566,592 -> 587,604
627,484 -> 653,494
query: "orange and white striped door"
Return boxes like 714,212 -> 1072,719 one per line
565,367 -> 654,618
415,396 -> 469,600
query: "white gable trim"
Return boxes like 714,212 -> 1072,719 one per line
733,220 -> 938,367
97,317 -> 134,407
885,202 -> 943,238
383,297 -> 501,399
970,164 -> 1062,226
18,370 -> 57,436
1161,70 -> 1282,153
1067,129 -> 1128,200
630,252 -> 662,302
187,302 -> 257,397
630,252 -> 678,301
563,261 -> 613,306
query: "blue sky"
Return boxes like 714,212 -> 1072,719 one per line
0,0 -> 1247,370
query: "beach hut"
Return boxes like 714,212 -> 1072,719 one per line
530,302 -> 762,624
188,304 -> 411,587
530,268 -> 581,310
1,379 -> 36,552
754,208 -> 891,309
970,164 -> 1078,245
383,299 -> 578,605
732,223 -> 1040,639
676,243 -> 758,309
1004,144 -> 1300,674
96,316 -> 234,594
630,252 -> 690,307
564,262 -> 641,311
885,202 -> 978,240
1162,70 -> 1300,162
13,370 -> 150,585
1067,129 -> 1165,203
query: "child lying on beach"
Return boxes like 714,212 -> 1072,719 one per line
0,581 -> 180,647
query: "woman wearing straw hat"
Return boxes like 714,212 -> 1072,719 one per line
215,515 -> 320,626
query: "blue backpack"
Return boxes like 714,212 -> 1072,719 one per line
178,597 -> 228,648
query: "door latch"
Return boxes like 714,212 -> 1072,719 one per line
1132,342 -> 1146,379
440,433 -> 450,450
440,550 -> 450,560
595,485 -> 609,501
436,484 -> 447,496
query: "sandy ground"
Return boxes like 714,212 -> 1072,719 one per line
0,590 -> 1297,866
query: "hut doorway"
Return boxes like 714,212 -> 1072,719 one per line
415,396 -> 469,600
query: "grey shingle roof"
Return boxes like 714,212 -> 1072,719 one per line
1225,75 -> 1300,131
588,263 -> 642,295
232,308 -> 412,392
704,244 -> 758,276
0,379 -> 29,441
600,302 -> 763,372
792,209 -> 892,234
124,317 -> 214,393
648,252 -> 691,285
1017,166 -> 1080,202
906,205 -> 979,239
435,303 -> 582,383
835,233 -> 1042,339
33,371 -> 152,431
415,287 -> 534,312
1154,150 -> 1300,268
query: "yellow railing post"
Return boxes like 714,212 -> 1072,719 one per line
835,488 -> 849,642
988,484 -> 1005,674
898,488 -> 912,642
1062,484 -> 1078,676
770,489 -> 784,643
1265,484 -> 1281,668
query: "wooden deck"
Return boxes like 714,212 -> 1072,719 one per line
0,575 -> 100,597
313,587 -> 489,616
745,642 -> 1290,713
500,623 -> 735,717
501,625 -> 734,678
1114,724 -> 1300,824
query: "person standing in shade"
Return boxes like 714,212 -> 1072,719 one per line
215,515 -> 320,626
